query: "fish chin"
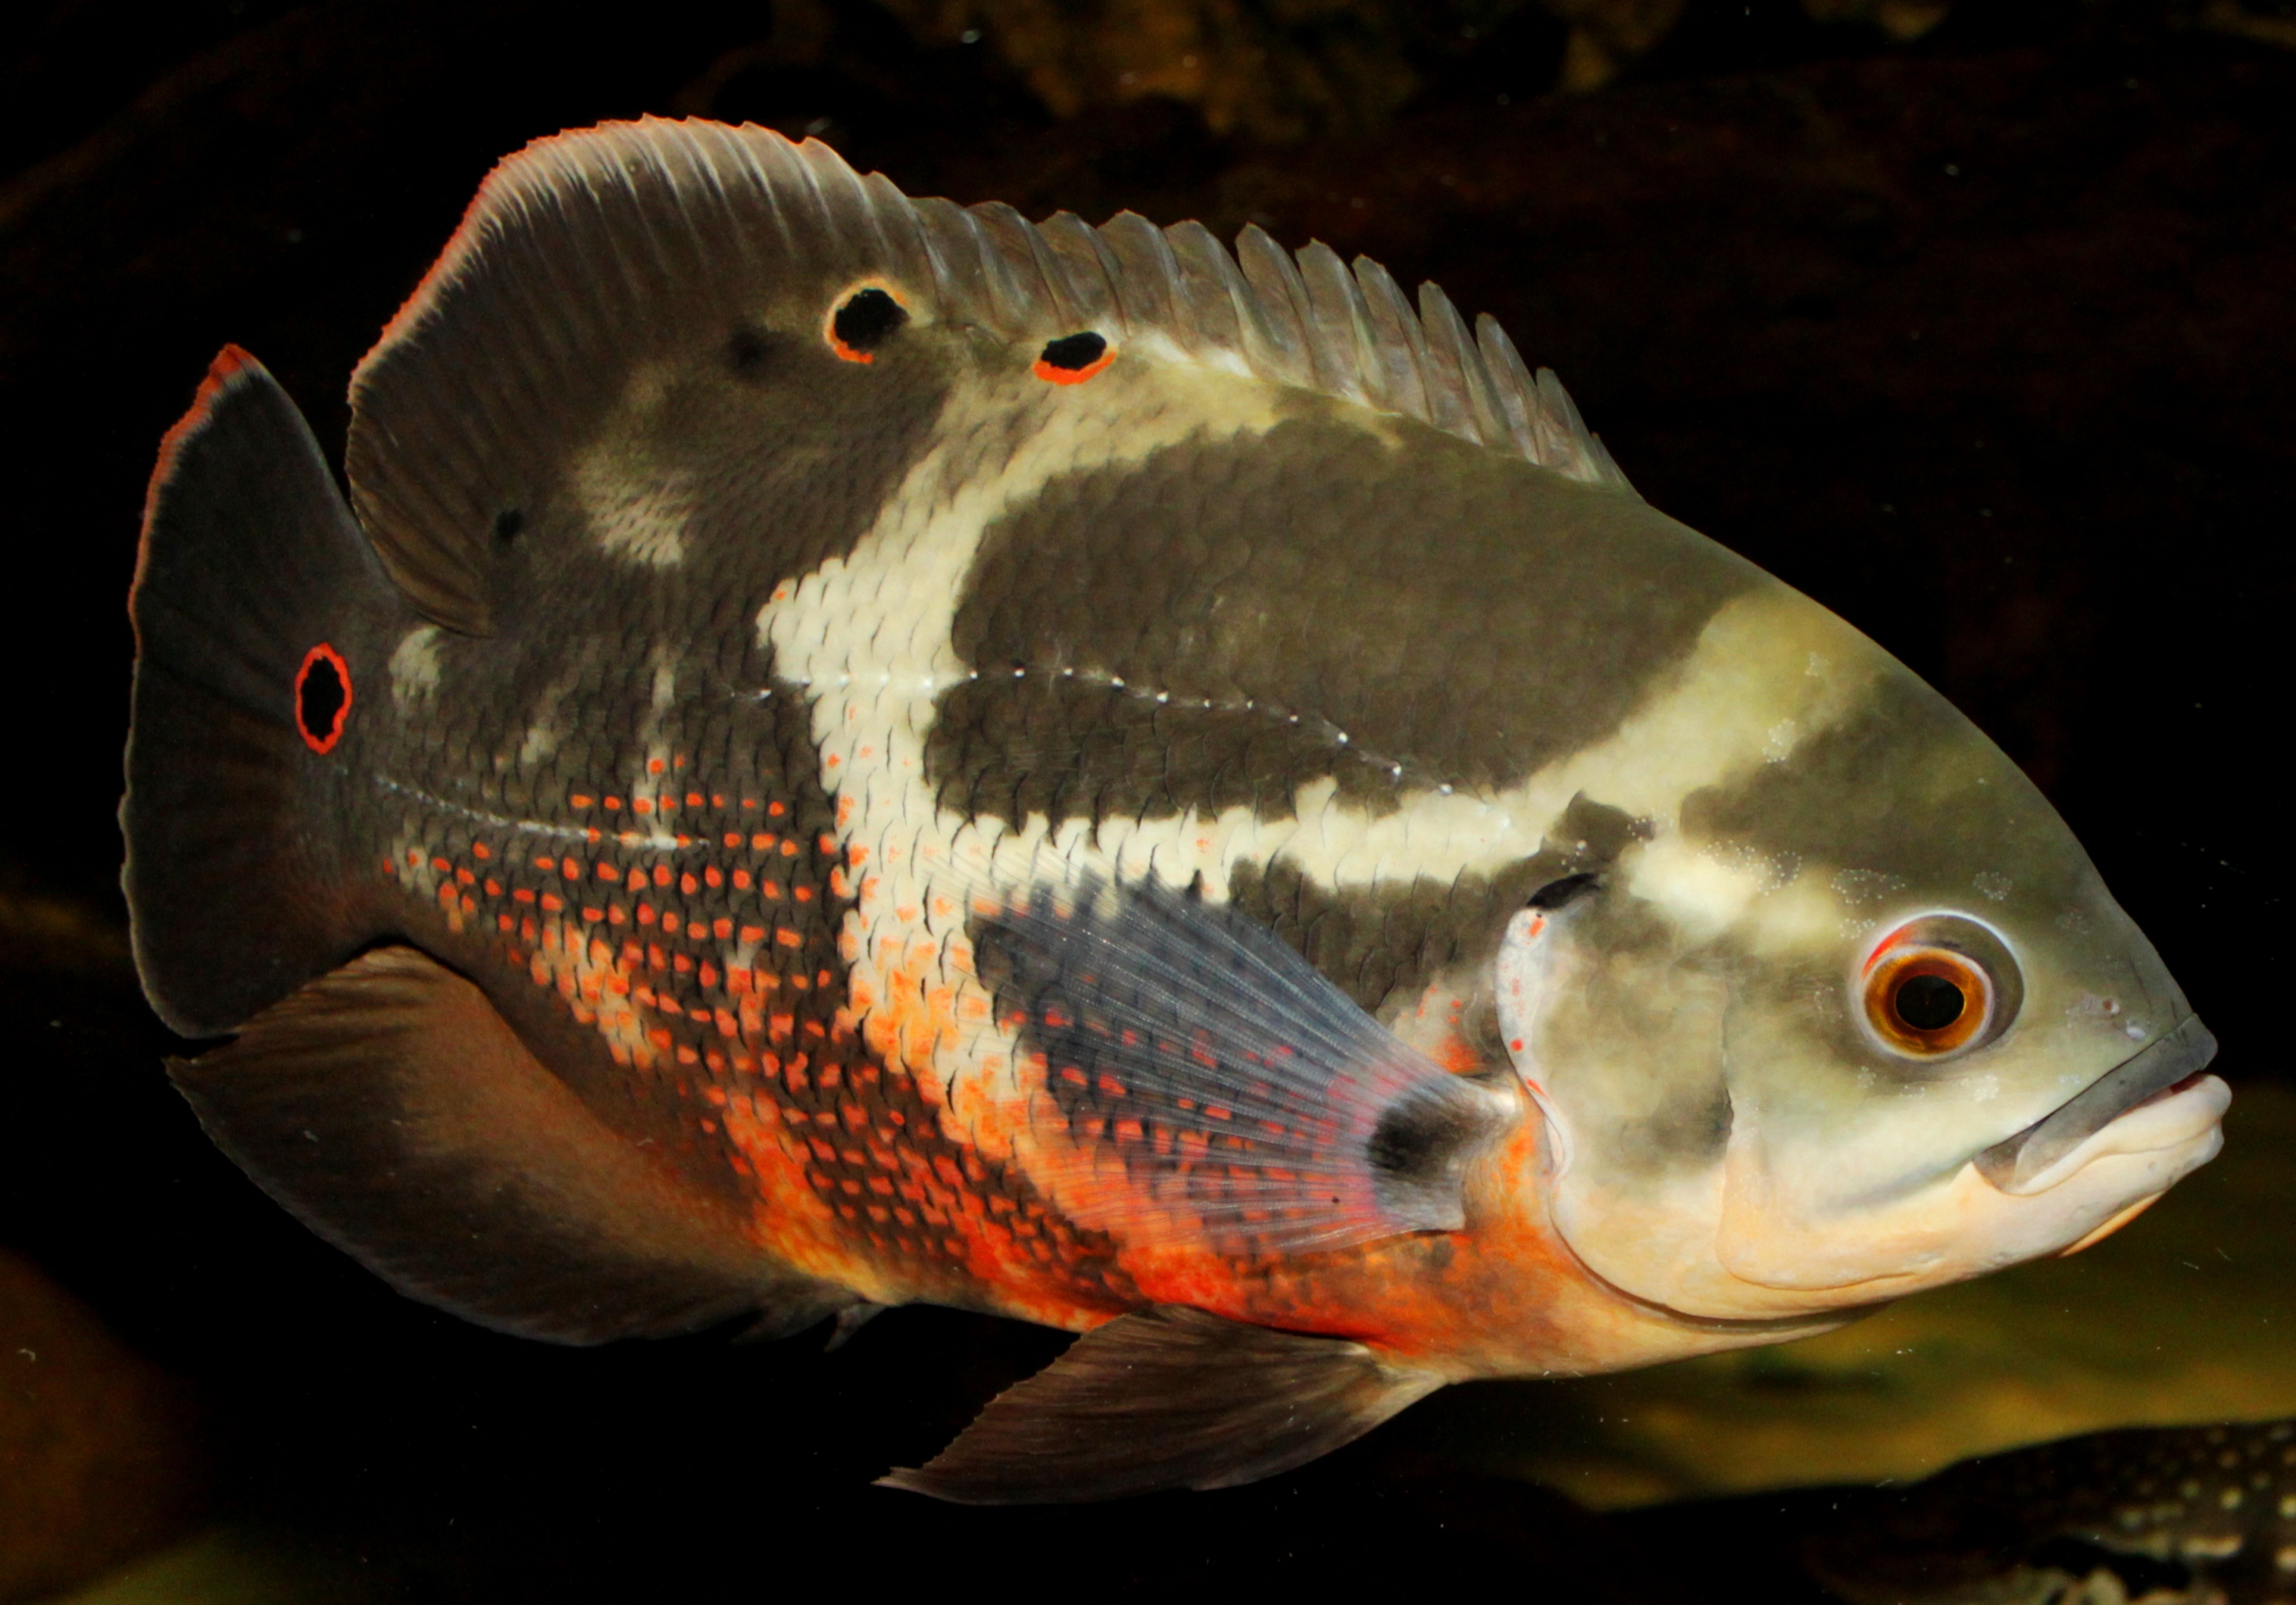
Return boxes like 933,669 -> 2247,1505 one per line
1543,1072 -> 2230,1323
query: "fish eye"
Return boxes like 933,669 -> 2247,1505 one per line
1857,913 -> 2023,1060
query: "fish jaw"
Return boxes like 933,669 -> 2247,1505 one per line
1710,1069 -> 2228,1301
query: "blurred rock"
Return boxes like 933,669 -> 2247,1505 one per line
881,0 -> 1533,141
2194,0 -> 2296,49
1548,0 -> 1689,91
0,1251 -> 205,1604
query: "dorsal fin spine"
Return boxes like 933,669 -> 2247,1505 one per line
1232,224 -> 1315,389
910,196 -> 990,331
1352,256 -> 1432,422
971,201 -> 1065,333
1292,240 -> 1377,406
1037,212 -> 1126,334
1164,221 -> 1248,367
1099,213 -> 1187,354
1477,311 -> 1542,460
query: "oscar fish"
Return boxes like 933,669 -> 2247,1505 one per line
122,117 -> 2229,1504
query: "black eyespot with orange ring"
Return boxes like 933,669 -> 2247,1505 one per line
826,284 -> 907,364
295,643 -> 352,754
1033,332 -> 1114,385
1857,913 -> 2023,1060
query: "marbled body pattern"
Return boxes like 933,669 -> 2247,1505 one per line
123,119 -> 2228,1501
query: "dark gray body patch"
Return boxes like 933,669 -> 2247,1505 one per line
1229,795 -> 1650,1020
928,411 -> 1759,829
1681,672 -> 2088,908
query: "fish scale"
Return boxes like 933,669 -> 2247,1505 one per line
370,638 -> 1133,1317
122,118 -> 2227,1503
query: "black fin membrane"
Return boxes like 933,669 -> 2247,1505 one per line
974,877 -> 1514,1254
125,348 -> 403,1036
171,946 -> 848,1344
883,1305 -> 1442,1503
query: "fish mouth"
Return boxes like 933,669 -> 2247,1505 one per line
1973,1014 -> 2220,1195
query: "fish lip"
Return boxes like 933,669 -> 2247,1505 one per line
1973,1014 -> 2219,1194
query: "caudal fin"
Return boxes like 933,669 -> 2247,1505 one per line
125,349 -> 404,1037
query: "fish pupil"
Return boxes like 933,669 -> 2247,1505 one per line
831,289 -> 906,354
1895,973 -> 1965,1031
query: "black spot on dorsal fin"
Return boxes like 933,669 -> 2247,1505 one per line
1036,332 -> 1106,372
830,287 -> 906,360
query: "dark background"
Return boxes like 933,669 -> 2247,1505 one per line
0,1 -> 2288,1598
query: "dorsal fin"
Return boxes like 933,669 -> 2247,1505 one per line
348,117 -> 1633,635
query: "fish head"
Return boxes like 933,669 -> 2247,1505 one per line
1492,584 -> 2227,1323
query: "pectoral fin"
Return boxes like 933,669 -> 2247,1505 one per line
881,1305 -> 1443,1503
170,944 -> 848,1344
975,874 -> 1517,1254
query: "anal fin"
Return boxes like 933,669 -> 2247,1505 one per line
171,945 -> 847,1344
881,1306 -> 1442,1503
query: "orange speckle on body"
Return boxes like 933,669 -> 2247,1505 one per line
472,843 -> 492,860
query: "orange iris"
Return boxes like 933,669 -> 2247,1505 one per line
1863,944 -> 1991,1055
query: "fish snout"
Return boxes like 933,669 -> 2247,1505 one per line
1973,1015 -> 2226,1196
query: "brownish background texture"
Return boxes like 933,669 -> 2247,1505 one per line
1,2 -> 2289,1599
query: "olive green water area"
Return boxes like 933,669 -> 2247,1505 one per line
1405,1082 -> 2296,1510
